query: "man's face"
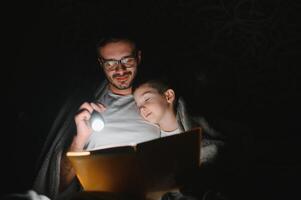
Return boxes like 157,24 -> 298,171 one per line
98,41 -> 140,94
134,84 -> 169,124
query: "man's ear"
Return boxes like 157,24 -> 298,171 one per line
164,89 -> 175,104
137,50 -> 142,64
97,58 -> 104,73
97,58 -> 102,65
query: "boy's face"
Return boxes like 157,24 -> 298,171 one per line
133,83 -> 172,124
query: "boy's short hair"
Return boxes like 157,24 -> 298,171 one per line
133,79 -> 169,95
132,73 -> 171,93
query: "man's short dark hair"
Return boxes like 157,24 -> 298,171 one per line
96,36 -> 139,57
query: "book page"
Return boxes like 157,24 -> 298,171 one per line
89,142 -> 137,151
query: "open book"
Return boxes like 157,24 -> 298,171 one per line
67,128 -> 202,196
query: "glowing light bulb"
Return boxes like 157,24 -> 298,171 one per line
90,111 -> 105,132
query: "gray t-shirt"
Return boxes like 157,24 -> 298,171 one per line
84,89 -> 161,150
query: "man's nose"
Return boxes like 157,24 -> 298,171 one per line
114,62 -> 126,72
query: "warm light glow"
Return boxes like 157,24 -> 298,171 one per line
66,151 -> 90,156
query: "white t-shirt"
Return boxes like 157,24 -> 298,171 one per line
84,89 -> 161,150
160,127 -> 182,137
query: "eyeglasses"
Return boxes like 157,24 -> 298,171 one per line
99,55 -> 137,71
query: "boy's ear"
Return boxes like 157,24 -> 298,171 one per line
164,89 -> 175,104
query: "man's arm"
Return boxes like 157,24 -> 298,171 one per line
58,102 -> 106,192
59,153 -> 76,192
59,135 -> 87,192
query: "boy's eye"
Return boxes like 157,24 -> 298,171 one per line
145,97 -> 151,102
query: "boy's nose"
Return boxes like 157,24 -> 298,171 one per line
140,106 -> 147,116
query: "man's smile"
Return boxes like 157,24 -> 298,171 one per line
115,75 -> 129,82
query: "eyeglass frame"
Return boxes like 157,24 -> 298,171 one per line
98,52 -> 139,71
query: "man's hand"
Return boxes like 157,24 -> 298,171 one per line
71,102 -> 106,151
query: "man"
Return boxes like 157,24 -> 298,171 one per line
32,36 -> 227,200
59,37 -> 163,192
33,36 -> 161,199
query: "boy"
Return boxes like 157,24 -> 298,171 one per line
133,79 -> 182,137
133,79 -> 189,199
132,77 -> 225,164
132,78 -> 227,200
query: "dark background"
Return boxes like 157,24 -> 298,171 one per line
2,0 -> 300,198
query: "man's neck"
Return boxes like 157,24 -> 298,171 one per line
109,85 -> 132,96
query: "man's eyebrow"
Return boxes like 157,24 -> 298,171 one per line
102,54 -> 134,61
